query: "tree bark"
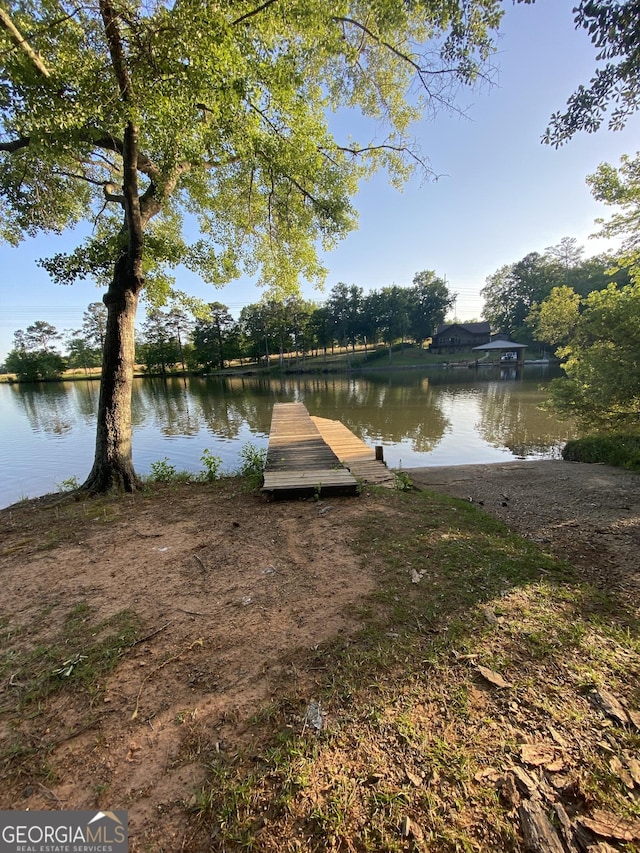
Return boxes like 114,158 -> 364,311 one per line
82,118 -> 150,494
82,254 -> 141,493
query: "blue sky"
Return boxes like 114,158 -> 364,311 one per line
1,0 -> 639,362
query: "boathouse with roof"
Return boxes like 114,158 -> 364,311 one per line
430,321 -> 491,354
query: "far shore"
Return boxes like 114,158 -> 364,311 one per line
0,354 -> 557,384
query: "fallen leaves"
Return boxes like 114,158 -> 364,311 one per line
579,809 -> 640,843
520,743 -> 558,768
470,680 -> 640,853
610,756 -> 635,790
588,687 -> 632,728
476,664 -> 512,689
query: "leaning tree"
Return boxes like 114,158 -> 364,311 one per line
1,0 -> 503,493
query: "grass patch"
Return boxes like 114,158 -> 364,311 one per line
189,489 -> 640,852
0,603 -> 139,714
0,603 -> 139,786
2,480 -> 638,849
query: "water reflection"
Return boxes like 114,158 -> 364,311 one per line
10,382 -> 75,435
137,378 -> 200,436
1,367 -> 577,507
188,376 -> 273,438
478,381 -> 567,458
71,380 -> 100,421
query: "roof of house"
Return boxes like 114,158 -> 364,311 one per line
472,340 -> 527,351
434,321 -> 491,336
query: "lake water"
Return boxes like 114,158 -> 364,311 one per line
0,366 -> 576,508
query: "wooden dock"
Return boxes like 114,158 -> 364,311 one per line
262,403 -> 394,498
311,416 -> 395,487
263,403 -> 359,498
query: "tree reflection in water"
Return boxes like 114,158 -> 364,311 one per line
1,367 -> 576,507
11,382 -> 74,436
478,379 -> 577,458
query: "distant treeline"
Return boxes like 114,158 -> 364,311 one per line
2,242 -> 629,382
2,271 -> 456,380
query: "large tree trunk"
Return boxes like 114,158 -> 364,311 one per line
82,117 -> 151,494
82,255 -> 141,493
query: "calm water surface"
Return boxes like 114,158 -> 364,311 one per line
0,367 -> 576,508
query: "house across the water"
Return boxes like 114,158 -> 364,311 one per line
430,321 -> 491,354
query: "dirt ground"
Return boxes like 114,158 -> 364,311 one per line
1,459 -> 639,849
1,479 -> 382,848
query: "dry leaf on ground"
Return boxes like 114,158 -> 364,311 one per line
520,743 -> 557,767
580,810 -> 640,842
476,665 -> 511,688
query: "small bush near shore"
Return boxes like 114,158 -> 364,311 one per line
562,434 -> 640,470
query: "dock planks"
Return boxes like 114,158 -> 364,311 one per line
311,417 -> 395,487
263,403 -> 359,498
262,403 -> 394,498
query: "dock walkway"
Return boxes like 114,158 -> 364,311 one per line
263,403 -> 359,498
311,417 -> 395,487
262,402 -> 394,498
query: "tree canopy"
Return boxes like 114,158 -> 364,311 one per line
542,0 -> 640,146
0,0 -> 503,492
546,282 -> 640,431
527,284 -> 581,348
480,251 -> 561,339
481,243 -> 629,342
0,0 -> 502,291
530,149 -> 640,432
4,321 -> 67,380
588,150 -> 640,284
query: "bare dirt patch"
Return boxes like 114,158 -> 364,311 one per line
0,482 -> 379,846
0,460 -> 639,851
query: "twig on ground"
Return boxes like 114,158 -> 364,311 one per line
38,783 -> 65,807
193,553 -> 207,572
131,638 -> 203,721
124,621 -> 172,652
134,529 -> 163,538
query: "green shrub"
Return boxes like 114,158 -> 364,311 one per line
148,457 -> 187,483
238,442 -> 267,477
393,470 -> 414,491
236,442 -> 267,490
56,475 -> 80,492
199,449 -> 223,481
562,434 -> 640,470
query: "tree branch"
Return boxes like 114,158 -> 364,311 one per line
1,129 -> 162,185
334,15 -> 448,83
103,186 -> 125,204
83,151 -> 120,172
98,0 -> 134,102
247,99 -> 283,137
139,181 -> 161,223
232,0 -> 280,26
332,142 -> 431,173
91,133 -> 161,182
0,135 -> 31,153
0,5 -> 51,78
52,167 -> 116,188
